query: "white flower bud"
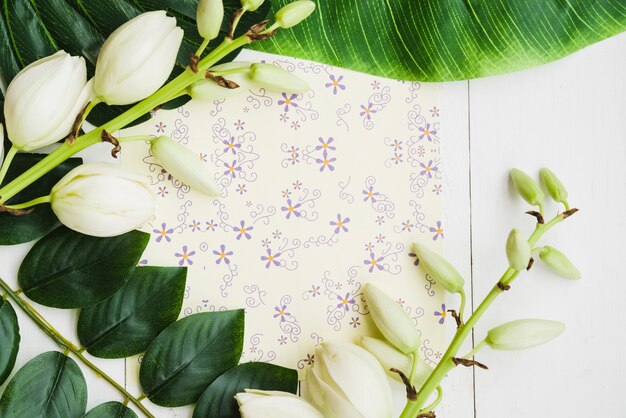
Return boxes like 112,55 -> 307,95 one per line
94,11 -> 184,105
242,0 -> 264,11
188,62 -> 255,101
363,283 -> 420,354
50,163 -> 156,237
540,168 -> 568,206
274,0 -> 316,28
539,246 -> 581,279
510,168 -> 544,207
150,136 -> 218,196
236,389 -> 324,418
197,0 -> 224,40
3,51 -> 92,151
249,63 -> 309,93
306,342 -> 392,418
411,242 -> 465,294
485,319 -> 565,351
506,229 -> 531,271
359,337 -> 432,389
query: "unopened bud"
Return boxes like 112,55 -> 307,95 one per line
510,168 -> 544,207
486,319 -> 565,351
274,0 -> 316,29
506,229 -> 531,271
411,242 -> 465,294
249,63 -> 309,93
540,168 -> 568,207
539,246 -> 581,279
197,0 -> 224,40
242,0 -> 264,11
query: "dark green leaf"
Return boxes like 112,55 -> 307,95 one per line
69,0 -> 141,37
252,0 -> 626,81
78,266 -> 187,359
18,227 -> 149,308
0,154 -> 82,245
193,362 -> 299,418
0,8 -> 20,86
0,298 -> 19,386
82,401 -> 138,418
140,310 -> 245,407
0,351 -> 87,418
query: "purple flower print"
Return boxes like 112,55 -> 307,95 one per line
435,304 -> 447,324
364,253 -> 385,272
281,199 -> 302,219
223,137 -> 241,154
408,252 -> 420,266
237,184 -> 247,194
315,150 -> 336,172
315,137 -> 336,151
419,160 -> 438,178
292,180 -> 302,190
153,223 -> 173,243
371,80 -> 380,89
261,248 -> 282,268
402,220 -> 414,232
234,119 -> 245,130
175,246 -> 195,266
262,239 -> 271,247
325,74 -> 346,95
362,186 -> 380,202
278,93 -> 299,112
419,123 -> 437,141
360,103 -> 377,120
392,152 -> 403,164
223,160 -> 242,178
307,285 -> 320,297
155,121 -> 166,133
213,244 -> 233,265
375,234 -> 385,243
234,220 -> 253,240
375,215 -> 385,225
278,336 -> 288,345
336,293 -> 356,311
430,106 -> 440,117
157,186 -> 168,197
365,242 -> 374,251
279,113 -> 289,122
189,220 -> 201,232
350,317 -> 361,328
206,219 -> 217,231
330,214 -> 350,234
391,139 -> 402,150
430,221 -> 444,240
304,353 -> 314,366
273,304 -> 291,321
432,184 -> 442,195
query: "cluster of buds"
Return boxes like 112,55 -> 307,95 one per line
0,0 -> 315,238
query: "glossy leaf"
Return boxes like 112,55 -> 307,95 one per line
0,154 -> 82,245
18,227 -> 149,308
0,299 -> 19,386
140,310 -> 245,407
82,401 -> 138,418
193,362 -> 299,418
78,266 -> 187,359
0,351 -> 87,418
252,0 -> 626,81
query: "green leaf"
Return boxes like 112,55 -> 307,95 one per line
18,227 -> 149,308
82,401 -> 138,418
193,362 -> 299,418
0,299 -> 19,386
252,0 -> 626,81
78,266 -> 187,359
0,351 -> 87,418
140,310 -> 245,407
0,154 -> 82,245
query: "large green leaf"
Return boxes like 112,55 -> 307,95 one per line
140,310 -> 245,407
0,351 -> 87,418
18,227 -> 149,308
252,0 -> 626,81
82,401 -> 138,418
193,362 -> 299,418
0,298 -> 19,386
77,266 -> 187,359
0,154 -> 82,245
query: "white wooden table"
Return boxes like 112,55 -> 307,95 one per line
1,32 -> 624,417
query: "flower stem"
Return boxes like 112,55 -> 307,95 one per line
0,35 -> 252,205
461,339 -> 487,359
418,386 -> 443,415
0,145 -> 18,186
2,195 -> 51,209
399,212 -> 570,418
0,276 -> 155,418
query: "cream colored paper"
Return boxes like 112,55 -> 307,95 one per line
122,50 -> 447,396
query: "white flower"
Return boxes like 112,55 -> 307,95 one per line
249,63 -> 309,93
150,136 -> 218,196
539,246 -> 581,279
94,11 -> 183,105
274,0 -> 316,28
236,389 -> 324,418
506,229 -> 531,271
411,242 -> 465,294
305,342 -> 392,418
197,0 -> 224,40
242,0 -> 264,11
3,51 -> 92,151
486,319 -> 565,351
363,283 -> 421,353
50,163 -> 156,237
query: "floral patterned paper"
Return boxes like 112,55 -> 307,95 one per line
122,50 -> 447,385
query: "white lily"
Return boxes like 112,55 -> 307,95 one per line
235,389 -> 324,418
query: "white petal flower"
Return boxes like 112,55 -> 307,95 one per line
236,389 -> 324,418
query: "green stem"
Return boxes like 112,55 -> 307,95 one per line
118,135 -> 156,144
0,35 -> 252,205
461,339 -> 487,359
0,277 -> 155,418
228,7 -> 246,39
408,349 -> 421,382
211,67 -> 251,77
418,386 -> 443,415
3,195 -> 50,209
458,289 -> 467,325
0,145 -> 18,185
399,213 -> 568,418
195,38 -> 210,56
